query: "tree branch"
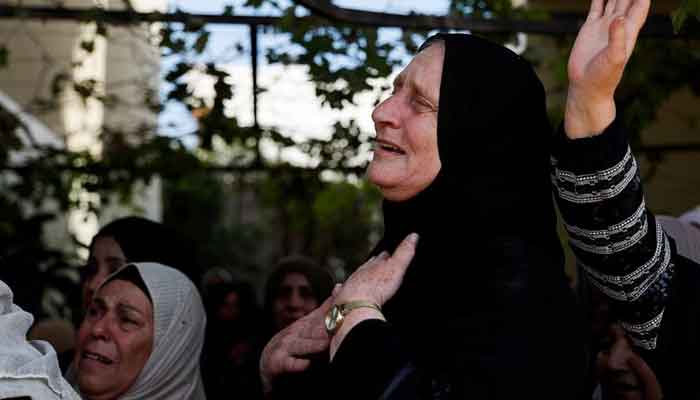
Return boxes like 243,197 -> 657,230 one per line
0,5 -> 695,37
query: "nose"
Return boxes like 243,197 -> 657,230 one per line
605,339 -> 631,371
372,94 -> 400,130
89,314 -> 111,341
287,289 -> 305,309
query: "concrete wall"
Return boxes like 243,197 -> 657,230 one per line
0,0 -> 165,256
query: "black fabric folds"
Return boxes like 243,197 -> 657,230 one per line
372,34 -> 585,399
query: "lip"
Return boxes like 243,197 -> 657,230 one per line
605,381 -> 642,398
81,349 -> 115,366
372,138 -> 406,156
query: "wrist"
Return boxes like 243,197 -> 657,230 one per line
565,87 -> 616,139
329,307 -> 385,361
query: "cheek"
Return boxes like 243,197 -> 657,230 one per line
118,333 -> 153,381
74,332 -> 87,366
409,118 -> 439,164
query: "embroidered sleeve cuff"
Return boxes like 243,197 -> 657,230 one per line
552,116 -> 628,175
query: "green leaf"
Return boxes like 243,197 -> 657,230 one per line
80,40 -> 95,53
51,73 -> 71,96
673,0 -> 700,33
96,21 -> 108,37
165,62 -> 191,82
672,7 -> 689,33
194,31 -> 210,54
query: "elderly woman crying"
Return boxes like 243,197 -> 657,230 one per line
69,263 -> 206,400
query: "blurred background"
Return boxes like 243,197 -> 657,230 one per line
1,0 -> 699,322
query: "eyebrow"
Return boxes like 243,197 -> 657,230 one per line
93,296 -> 146,317
117,302 -> 146,317
92,297 -> 107,308
393,73 -> 438,106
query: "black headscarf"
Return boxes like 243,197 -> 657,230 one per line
90,216 -> 201,286
374,34 -> 584,399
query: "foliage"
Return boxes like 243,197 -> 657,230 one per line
673,0 -> 700,33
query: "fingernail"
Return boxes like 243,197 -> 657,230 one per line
409,233 -> 419,244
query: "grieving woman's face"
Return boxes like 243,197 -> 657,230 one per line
596,324 -> 660,400
82,236 -> 128,310
368,42 -> 444,201
272,272 -> 318,330
75,279 -> 154,400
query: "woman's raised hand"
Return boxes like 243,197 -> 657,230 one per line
565,0 -> 650,138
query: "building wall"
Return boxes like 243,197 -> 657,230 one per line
0,0 -> 165,256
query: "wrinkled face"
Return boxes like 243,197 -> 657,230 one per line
596,324 -> 660,400
82,236 -> 128,310
75,279 -> 154,400
368,42 -> 444,201
272,272 -> 318,330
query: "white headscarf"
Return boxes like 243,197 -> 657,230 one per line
0,280 -> 81,399
71,262 -> 207,400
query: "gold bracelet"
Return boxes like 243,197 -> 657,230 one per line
325,300 -> 383,335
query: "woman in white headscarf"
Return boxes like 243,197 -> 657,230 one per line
69,262 -> 206,399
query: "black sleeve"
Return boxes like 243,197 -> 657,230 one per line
551,118 -> 676,352
329,319 -> 419,400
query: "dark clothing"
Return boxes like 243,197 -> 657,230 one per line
201,282 -> 265,399
321,33 -> 585,400
551,117 -> 700,399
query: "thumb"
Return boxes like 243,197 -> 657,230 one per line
607,16 -> 628,66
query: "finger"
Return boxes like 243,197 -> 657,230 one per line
607,16 -> 628,65
627,0 -> 650,35
604,0 -> 617,16
588,0 -> 605,19
360,251 -> 388,270
288,337 -> 329,356
282,357 -> 312,373
627,356 -> 663,400
614,0 -> 631,15
319,292 -> 336,311
388,233 -> 418,271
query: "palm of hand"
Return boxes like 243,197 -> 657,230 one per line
569,16 -> 618,90
568,0 -> 649,94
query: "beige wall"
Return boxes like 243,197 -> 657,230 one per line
0,0 -> 166,256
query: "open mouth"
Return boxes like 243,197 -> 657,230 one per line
82,350 -> 114,365
373,138 -> 406,155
